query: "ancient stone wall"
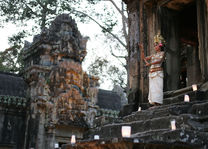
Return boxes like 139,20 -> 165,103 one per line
197,0 -> 208,81
23,14 -> 99,149
121,0 -> 141,116
0,72 -> 28,149
123,0 -> 207,114
0,96 -> 27,149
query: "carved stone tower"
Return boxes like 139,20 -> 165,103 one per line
23,14 -> 97,149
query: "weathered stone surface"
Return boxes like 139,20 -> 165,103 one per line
83,95 -> 208,148
0,72 -> 27,97
123,0 -> 208,116
112,85 -> 127,106
197,0 -> 208,81
0,112 -> 27,149
23,14 -> 99,148
0,72 -> 28,149
62,0 -> 208,148
59,81 -> 208,149
62,141 -> 133,149
62,138 -> 202,149
132,129 -> 208,147
97,89 -> 122,111
1,13 -> 122,149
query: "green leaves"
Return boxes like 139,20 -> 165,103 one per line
88,57 -> 109,76
86,0 -> 100,5
87,56 -> 127,89
0,30 -> 26,73
8,31 -> 27,45
102,21 -> 117,33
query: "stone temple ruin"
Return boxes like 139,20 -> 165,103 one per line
0,14 -> 122,149
63,0 -> 208,148
1,0 -> 208,149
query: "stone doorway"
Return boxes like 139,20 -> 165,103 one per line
159,0 -> 202,91
178,2 -> 201,88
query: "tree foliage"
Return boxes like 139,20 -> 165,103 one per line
88,56 -> 127,89
0,31 -> 26,73
82,0 -> 128,89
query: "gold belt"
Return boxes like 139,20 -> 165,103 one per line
150,67 -> 163,73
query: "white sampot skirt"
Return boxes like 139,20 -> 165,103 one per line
148,71 -> 163,104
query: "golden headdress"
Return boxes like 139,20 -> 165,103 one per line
154,34 -> 165,47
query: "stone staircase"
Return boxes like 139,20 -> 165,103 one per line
85,86 -> 208,148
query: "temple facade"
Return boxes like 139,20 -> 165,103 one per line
124,0 -> 208,114
0,14 -> 122,149
63,0 -> 208,149
1,0 -> 208,148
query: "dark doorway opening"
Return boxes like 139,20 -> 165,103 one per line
178,2 -> 199,88
160,0 -> 201,91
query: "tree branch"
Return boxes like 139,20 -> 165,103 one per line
36,0 -> 46,9
121,1 -> 128,45
104,0 -> 128,24
110,48 -> 126,59
24,3 -> 39,16
36,0 -> 56,15
103,0 -> 128,50
109,46 -> 127,69
70,9 -> 127,49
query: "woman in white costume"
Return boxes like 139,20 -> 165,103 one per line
139,34 -> 165,106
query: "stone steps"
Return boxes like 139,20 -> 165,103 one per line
88,100 -> 208,143
137,90 -> 205,112
86,115 -> 208,148
82,86 -> 208,148
90,113 -> 208,139
80,129 -> 208,149
163,91 -> 198,105
191,101 -> 208,116
124,100 -> 208,122
131,129 -> 208,147
163,84 -> 203,98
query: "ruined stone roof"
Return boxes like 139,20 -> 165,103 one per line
23,14 -> 87,64
97,89 -> 122,111
0,71 -> 26,97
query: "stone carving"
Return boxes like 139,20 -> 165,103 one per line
23,14 -> 98,148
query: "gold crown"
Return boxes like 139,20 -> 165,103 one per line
154,34 -> 165,44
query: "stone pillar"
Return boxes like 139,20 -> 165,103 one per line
186,45 -> 202,85
121,0 -> 141,115
197,0 -> 208,81
24,68 -> 55,149
127,0 -> 140,102
45,129 -> 56,149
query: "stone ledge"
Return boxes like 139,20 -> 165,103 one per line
132,129 -> 208,147
123,100 -> 208,122
0,95 -> 28,108
61,133 -> 205,149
